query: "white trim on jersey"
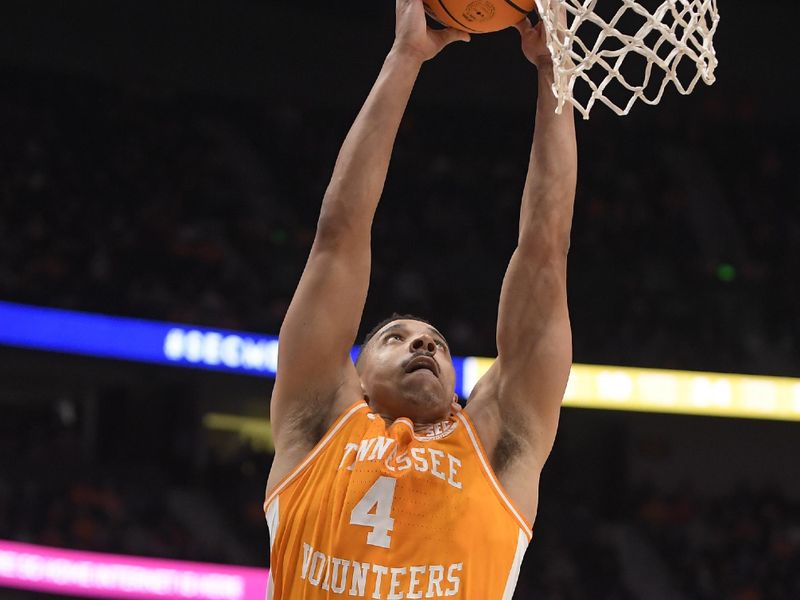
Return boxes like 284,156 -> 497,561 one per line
265,571 -> 274,600
266,496 -> 279,551
456,413 -> 533,539
501,529 -> 529,600
265,497 -> 279,600
264,402 -> 365,510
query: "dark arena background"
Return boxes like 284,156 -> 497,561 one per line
1,1 -> 799,599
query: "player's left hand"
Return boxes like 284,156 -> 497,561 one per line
393,0 -> 470,63
515,2 -> 568,69
514,16 -> 551,68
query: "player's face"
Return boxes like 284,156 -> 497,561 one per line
359,319 -> 457,424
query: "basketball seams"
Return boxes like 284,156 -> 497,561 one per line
502,0 -> 529,14
456,412 -> 533,539
436,0 -> 481,32
430,0 -> 533,33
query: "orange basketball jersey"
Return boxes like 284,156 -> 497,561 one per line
264,400 -> 532,599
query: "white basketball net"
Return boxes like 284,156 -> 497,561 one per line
534,0 -> 720,118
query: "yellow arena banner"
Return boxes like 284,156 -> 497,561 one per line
462,359 -> 800,422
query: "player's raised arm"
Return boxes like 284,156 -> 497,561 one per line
270,1 -> 469,458
466,15 -> 576,498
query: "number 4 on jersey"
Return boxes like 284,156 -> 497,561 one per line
349,476 -> 397,548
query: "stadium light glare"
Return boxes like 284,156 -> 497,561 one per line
1,301 -> 799,422
0,539 -> 268,600
463,359 -> 800,422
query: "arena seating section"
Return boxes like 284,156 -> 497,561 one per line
1,67 -> 798,599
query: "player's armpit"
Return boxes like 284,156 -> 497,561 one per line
270,48 -> 428,455
270,234 -> 368,453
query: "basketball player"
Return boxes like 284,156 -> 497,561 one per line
264,0 -> 576,597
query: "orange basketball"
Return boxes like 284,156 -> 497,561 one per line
424,0 -> 534,33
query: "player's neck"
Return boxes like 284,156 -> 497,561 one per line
364,395 -> 453,430
374,411 -> 454,431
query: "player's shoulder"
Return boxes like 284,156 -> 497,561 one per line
266,396 -> 369,500
272,371 -> 363,445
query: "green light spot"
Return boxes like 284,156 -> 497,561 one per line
717,263 -> 736,282
270,229 -> 288,245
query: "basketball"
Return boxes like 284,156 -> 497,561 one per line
424,0 -> 534,33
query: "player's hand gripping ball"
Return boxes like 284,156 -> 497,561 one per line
424,0 -> 535,33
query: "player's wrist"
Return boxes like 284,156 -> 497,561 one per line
535,62 -> 556,89
388,42 -> 427,67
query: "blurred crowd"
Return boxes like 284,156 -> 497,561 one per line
1,65 -> 798,598
1,67 -> 798,376
0,406 -> 223,564
516,498 -> 635,600
8,403 -> 800,599
636,486 -> 800,600
0,404 -> 635,599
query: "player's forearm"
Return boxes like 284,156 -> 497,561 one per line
317,49 -> 422,243
518,64 -> 577,250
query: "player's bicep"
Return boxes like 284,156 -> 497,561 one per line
498,246 -> 571,391
271,238 -> 368,443
498,312 -> 572,448
469,247 -> 572,459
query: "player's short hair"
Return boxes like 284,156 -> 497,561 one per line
356,313 -> 434,370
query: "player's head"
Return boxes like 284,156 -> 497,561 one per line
356,314 -> 459,424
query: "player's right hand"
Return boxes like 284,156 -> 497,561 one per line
393,0 -> 470,63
